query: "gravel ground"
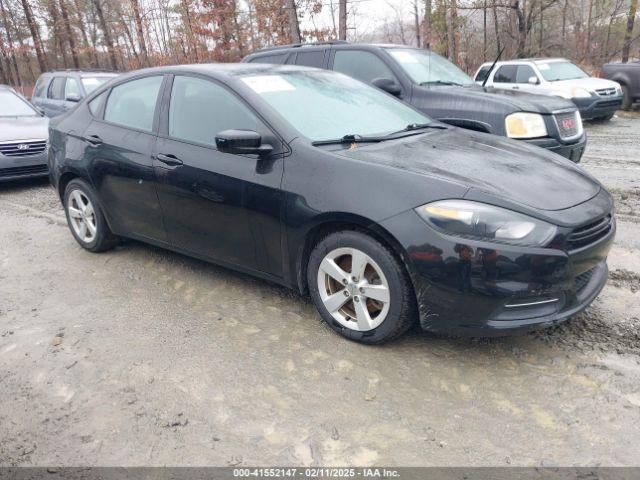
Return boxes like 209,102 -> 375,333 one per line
1,113 -> 639,467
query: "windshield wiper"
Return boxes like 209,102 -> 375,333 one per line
312,134 -> 387,146
419,80 -> 464,87
312,124 -> 447,146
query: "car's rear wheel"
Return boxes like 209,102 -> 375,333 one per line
307,230 -> 416,344
621,85 -> 632,111
64,178 -> 119,252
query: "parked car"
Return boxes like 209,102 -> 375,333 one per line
32,70 -> 119,117
243,42 -> 586,162
0,84 -> 49,181
602,60 -> 640,111
49,64 -> 614,344
475,58 -> 624,121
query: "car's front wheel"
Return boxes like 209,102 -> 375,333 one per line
64,178 -> 119,252
307,230 -> 416,344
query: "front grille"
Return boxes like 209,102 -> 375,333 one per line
0,164 -> 48,177
566,214 -> 613,250
554,111 -> 580,139
575,268 -> 595,293
596,87 -> 617,97
0,139 -> 47,157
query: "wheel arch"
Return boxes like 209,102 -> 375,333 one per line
294,213 -> 416,297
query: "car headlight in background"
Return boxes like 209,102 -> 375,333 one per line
505,113 -> 548,139
415,200 -> 558,247
569,87 -> 593,98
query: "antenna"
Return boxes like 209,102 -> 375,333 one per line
482,45 -> 505,88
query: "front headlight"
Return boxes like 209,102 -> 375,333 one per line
415,200 -> 558,247
570,87 -> 592,99
505,113 -> 548,139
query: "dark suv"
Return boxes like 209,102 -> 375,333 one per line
603,61 -> 640,111
243,42 -> 587,162
32,70 -> 118,117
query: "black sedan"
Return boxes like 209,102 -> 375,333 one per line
48,64 -> 615,344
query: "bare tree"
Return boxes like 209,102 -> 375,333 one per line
0,0 -> 21,87
20,0 -> 47,72
131,0 -> 149,66
59,0 -> 80,68
93,0 -> 118,70
285,0 -> 301,43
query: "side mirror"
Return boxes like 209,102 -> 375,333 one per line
371,78 -> 402,97
66,93 -> 82,102
528,76 -> 540,85
215,130 -> 273,156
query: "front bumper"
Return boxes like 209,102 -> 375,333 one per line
380,209 -> 615,336
0,152 -> 48,182
572,95 -> 623,120
526,131 -> 586,163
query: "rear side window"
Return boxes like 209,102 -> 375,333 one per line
333,50 -> 396,84
474,65 -> 491,82
169,75 -> 259,147
249,53 -> 287,64
494,65 -> 517,83
104,76 -> 163,132
33,77 -> 48,98
48,77 -> 66,99
295,50 -> 325,68
515,65 -> 537,83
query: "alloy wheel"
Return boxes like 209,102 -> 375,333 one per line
317,247 -> 391,331
67,190 -> 97,243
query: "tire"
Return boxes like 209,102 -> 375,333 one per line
307,230 -> 416,344
595,113 -> 615,122
63,178 -> 119,252
621,85 -> 632,111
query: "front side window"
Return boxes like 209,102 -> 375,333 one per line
0,90 -> 39,117
333,50 -> 396,84
65,77 -> 81,99
241,70 -> 429,142
494,65 -> 517,83
388,48 -> 474,86
104,76 -> 163,132
537,61 -> 589,82
48,77 -> 66,99
82,76 -> 114,94
169,76 -> 259,147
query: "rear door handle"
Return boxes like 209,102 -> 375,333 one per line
156,153 -> 183,166
512,86 -> 519,90
83,134 -> 103,145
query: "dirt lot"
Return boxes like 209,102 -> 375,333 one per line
1,113 -> 639,467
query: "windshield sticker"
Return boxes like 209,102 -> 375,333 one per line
390,51 -> 419,64
242,75 -> 295,93
537,64 -> 550,71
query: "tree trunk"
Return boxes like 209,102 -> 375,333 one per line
448,0 -> 458,62
492,0 -> 501,55
130,0 -> 149,66
0,0 -> 21,87
285,0 -> 301,43
622,0 -> 638,62
72,0 -> 99,67
93,0 -> 118,70
20,0 -> 47,72
59,0 -> 81,68
338,0 -> 347,40
181,0 -> 199,62
422,0 -> 431,48
561,0 -> 568,55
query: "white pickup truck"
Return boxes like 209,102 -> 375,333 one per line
474,58 -> 624,121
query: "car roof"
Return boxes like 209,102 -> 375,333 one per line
247,41 -> 421,57
41,70 -> 119,77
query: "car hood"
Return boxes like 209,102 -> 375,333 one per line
416,84 -> 575,114
550,77 -> 620,91
335,128 -> 600,212
0,116 -> 49,142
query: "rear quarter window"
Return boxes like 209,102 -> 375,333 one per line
33,77 -> 48,98
295,50 -> 325,68
474,66 -> 491,82
248,53 -> 288,64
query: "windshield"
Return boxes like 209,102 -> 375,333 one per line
0,90 -> 38,117
82,76 -> 114,94
387,48 -> 475,86
241,70 -> 430,142
537,61 -> 588,81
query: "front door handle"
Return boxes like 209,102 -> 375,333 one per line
156,153 -> 183,166
512,86 -> 520,90
83,134 -> 103,145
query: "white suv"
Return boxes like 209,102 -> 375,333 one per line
475,58 -> 624,121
